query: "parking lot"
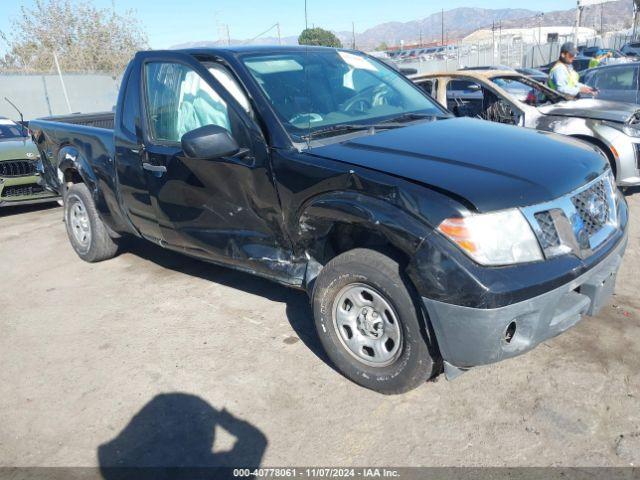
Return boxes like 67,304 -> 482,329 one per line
1,191 -> 639,468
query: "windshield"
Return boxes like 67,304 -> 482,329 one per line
492,76 -> 565,106
241,50 -> 446,140
0,119 -> 27,140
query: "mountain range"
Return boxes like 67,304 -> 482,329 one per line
171,0 -> 634,51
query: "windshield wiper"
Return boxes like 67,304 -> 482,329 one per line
301,123 -> 402,141
381,112 -> 447,124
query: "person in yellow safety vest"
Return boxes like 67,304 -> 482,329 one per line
588,50 -> 612,69
548,42 -> 597,98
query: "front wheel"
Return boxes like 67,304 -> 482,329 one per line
312,248 -> 440,394
64,183 -> 119,263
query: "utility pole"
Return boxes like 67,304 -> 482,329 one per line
226,24 -> 231,45
492,21 -> 495,62
498,21 -> 502,64
634,0 -> 640,40
538,14 -> 543,44
441,9 -> 444,46
419,28 -> 423,48
277,22 -> 281,45
574,1 -> 584,45
352,22 -> 356,49
304,0 -> 308,30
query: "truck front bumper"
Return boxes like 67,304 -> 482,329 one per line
422,232 -> 627,377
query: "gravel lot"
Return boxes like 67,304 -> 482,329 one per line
1,191 -> 639,468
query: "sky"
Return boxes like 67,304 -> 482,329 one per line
1,0 -> 579,50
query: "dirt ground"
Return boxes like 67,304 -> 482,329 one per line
0,191 -> 639,469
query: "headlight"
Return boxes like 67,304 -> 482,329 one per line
604,120 -> 640,138
621,124 -> 640,137
437,209 -> 543,266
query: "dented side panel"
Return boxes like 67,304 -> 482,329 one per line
270,148 -> 468,283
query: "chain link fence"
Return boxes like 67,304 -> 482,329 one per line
390,31 -> 637,74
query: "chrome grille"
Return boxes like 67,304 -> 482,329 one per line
571,178 -> 610,238
0,160 -> 38,177
522,172 -> 619,259
1,184 -> 44,198
534,211 -> 560,249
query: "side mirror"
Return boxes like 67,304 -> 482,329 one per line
467,84 -> 481,91
181,125 -> 240,159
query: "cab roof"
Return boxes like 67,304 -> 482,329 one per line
175,45 -> 353,56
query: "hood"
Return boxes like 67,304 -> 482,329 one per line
0,138 -> 39,161
538,98 -> 639,123
307,117 -> 607,212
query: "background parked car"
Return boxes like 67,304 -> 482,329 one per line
539,55 -> 592,74
514,67 -> 548,83
579,45 -> 602,57
412,70 -> 640,188
621,41 -> 640,57
581,62 -> 639,104
0,117 -> 57,207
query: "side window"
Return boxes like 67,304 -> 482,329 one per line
581,71 -> 594,87
419,80 -> 435,96
446,80 -> 484,101
144,62 -> 231,143
596,66 -> 636,91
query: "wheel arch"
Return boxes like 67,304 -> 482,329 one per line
294,191 -> 431,289
57,145 -> 98,192
570,134 -> 618,178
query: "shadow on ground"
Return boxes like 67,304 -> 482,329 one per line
0,201 -> 59,218
121,237 -> 333,370
623,186 -> 640,197
98,393 -> 267,479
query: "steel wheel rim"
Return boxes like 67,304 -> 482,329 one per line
68,196 -> 91,249
332,283 -> 403,367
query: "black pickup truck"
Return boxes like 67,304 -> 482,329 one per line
31,46 -> 628,393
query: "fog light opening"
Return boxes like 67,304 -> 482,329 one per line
504,322 -> 517,344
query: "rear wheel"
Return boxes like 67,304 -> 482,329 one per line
64,183 -> 118,262
312,248 -> 440,394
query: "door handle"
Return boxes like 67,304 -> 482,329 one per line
142,163 -> 167,174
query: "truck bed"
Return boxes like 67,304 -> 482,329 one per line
31,112 -> 115,130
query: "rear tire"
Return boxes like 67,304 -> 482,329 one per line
64,183 -> 118,263
311,248 -> 440,394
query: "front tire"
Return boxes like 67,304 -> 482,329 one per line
312,248 -> 440,394
64,183 -> 118,263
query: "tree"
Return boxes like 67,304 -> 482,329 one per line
375,42 -> 389,51
0,0 -> 148,74
298,27 -> 342,48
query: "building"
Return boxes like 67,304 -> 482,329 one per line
462,26 -> 598,46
